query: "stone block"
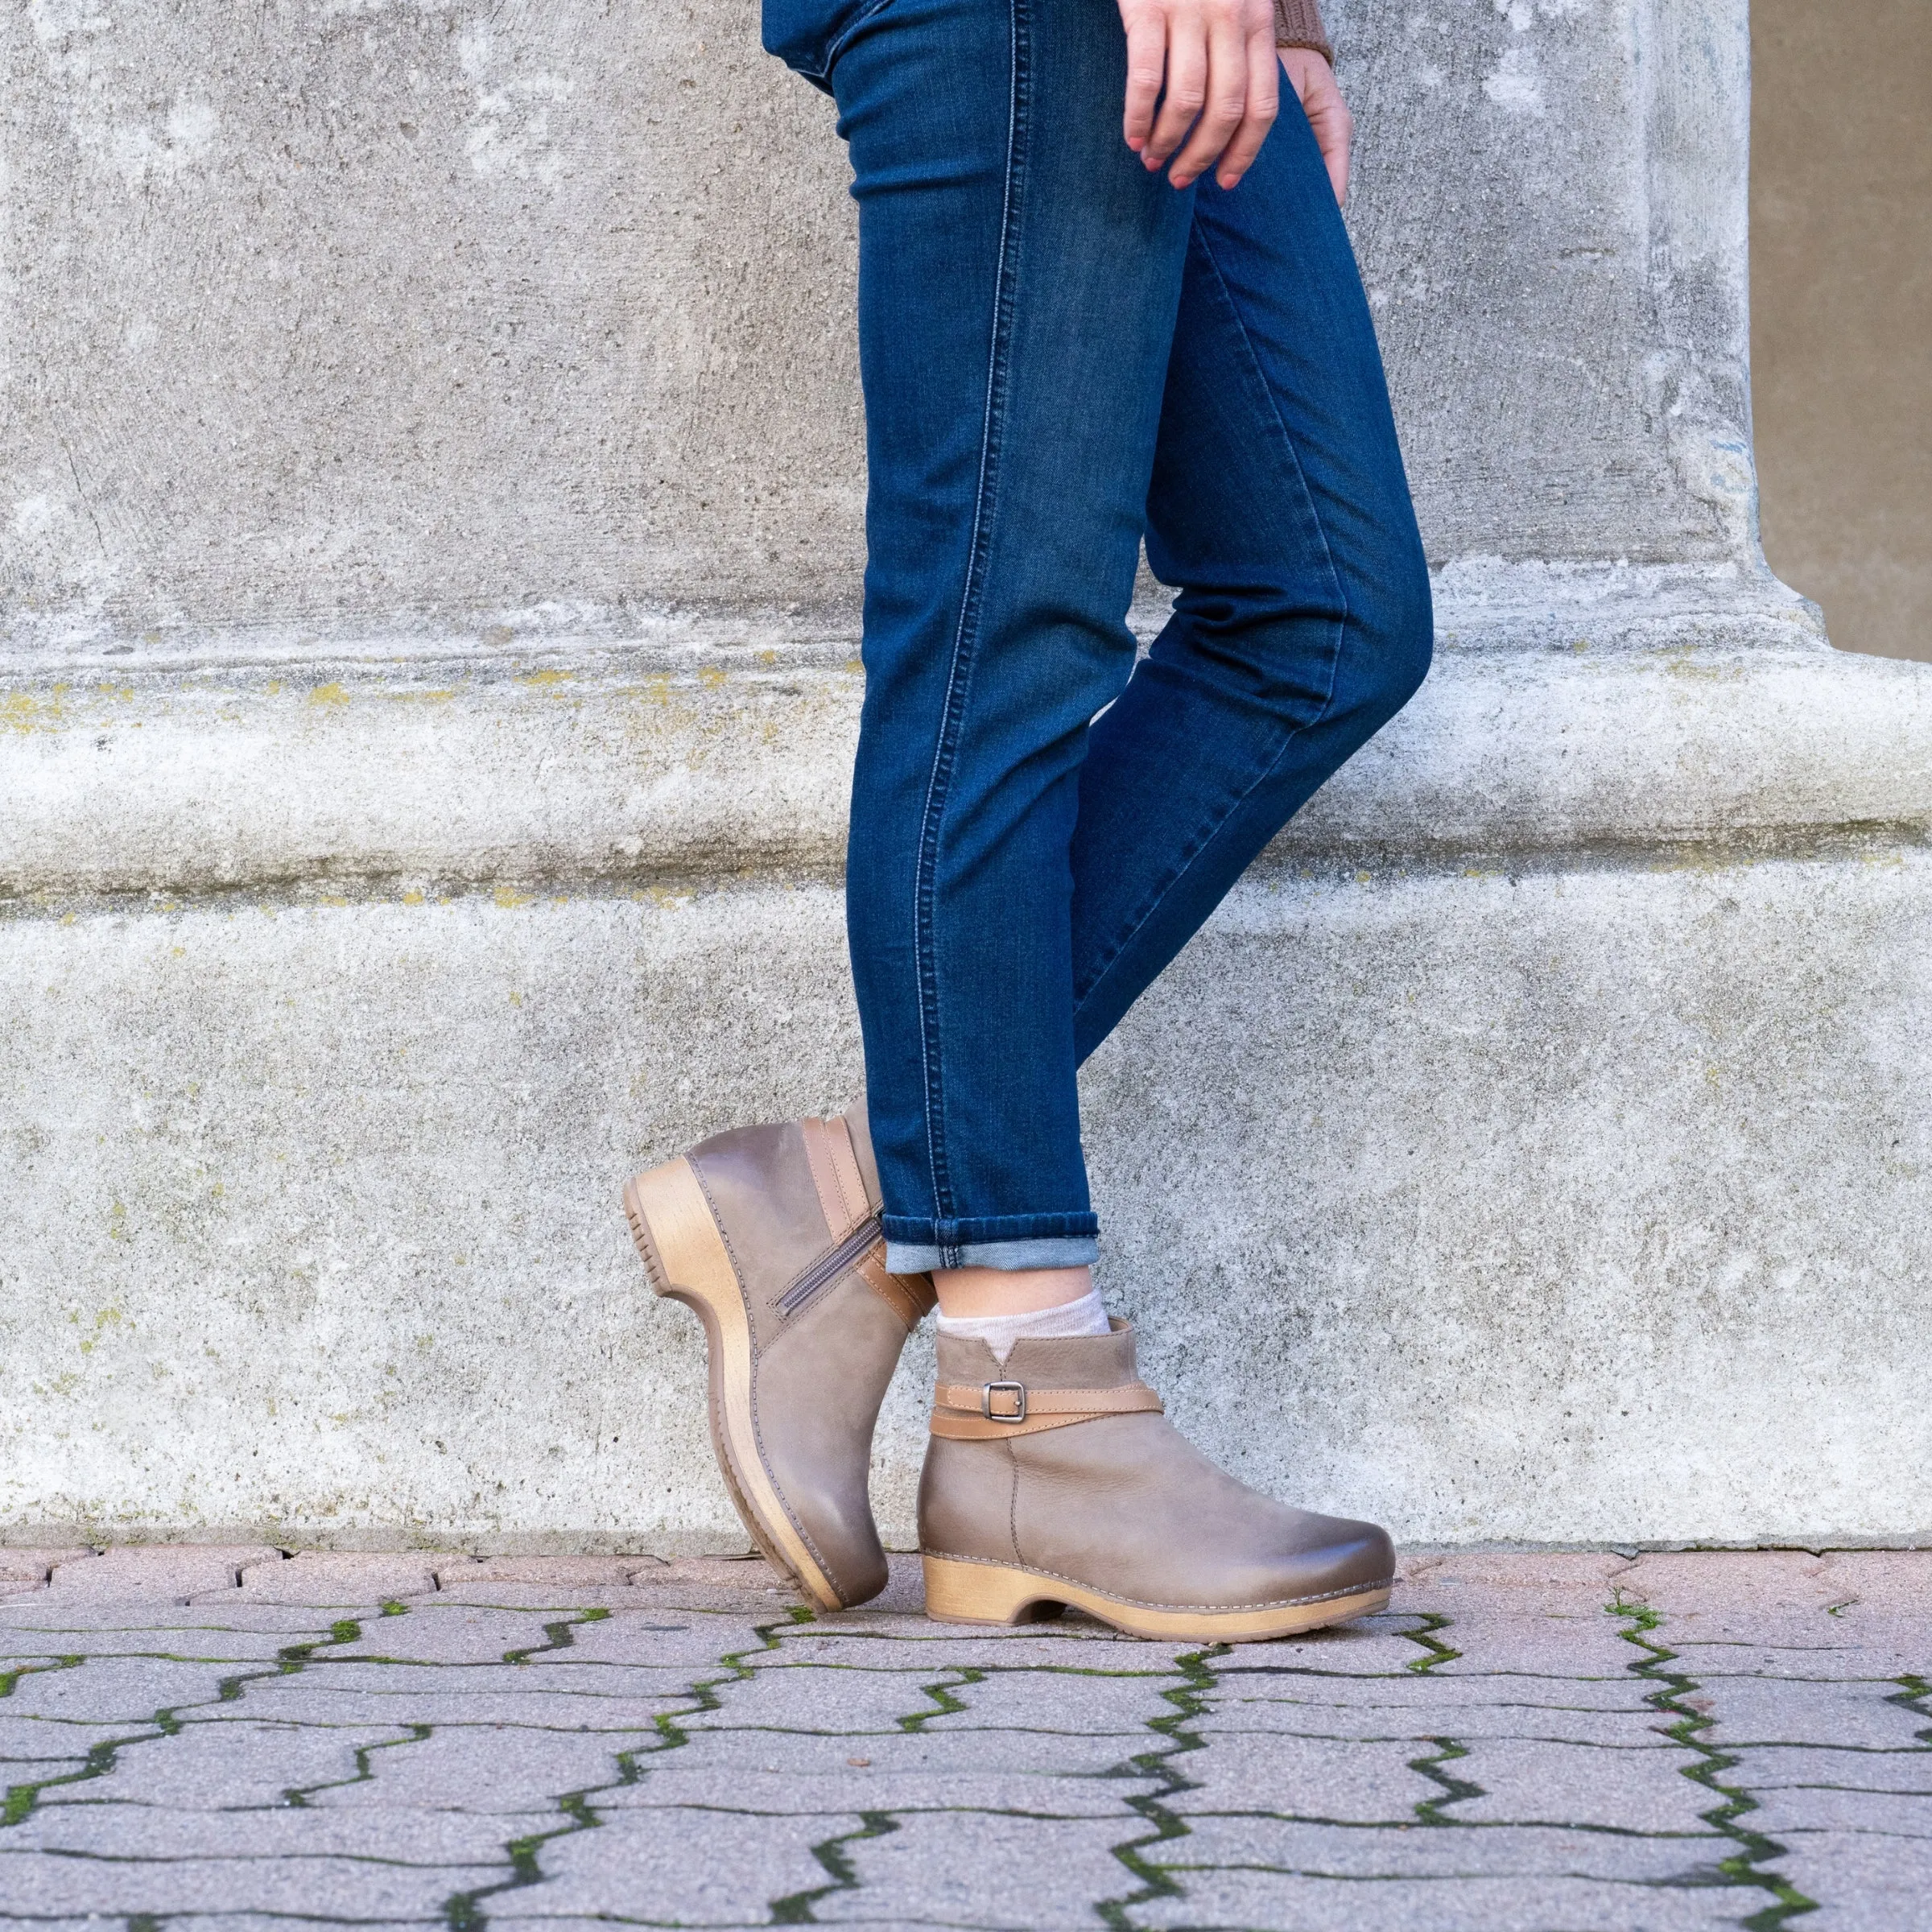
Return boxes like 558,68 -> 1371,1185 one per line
1727,1744 -> 1932,1794
233,1552 -> 440,1604
0,1551 -> 91,1585
308,1724 -> 659,1813
438,1556 -> 659,1588
1168,1815 -> 1733,1883
478,1808 -> 843,1923
1168,1730 -> 1435,1825
810,1811 -> 1140,1931
1450,1737 -> 1715,1835
1133,1869 -> 1774,1932
0,1850 -> 505,1919
43,1546 -> 283,1602
30,1718 -> 422,1811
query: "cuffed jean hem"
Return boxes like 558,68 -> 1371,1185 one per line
886,1234 -> 1101,1274
882,1211 -> 1100,1274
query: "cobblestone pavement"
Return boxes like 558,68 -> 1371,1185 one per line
0,1547 -> 1925,1930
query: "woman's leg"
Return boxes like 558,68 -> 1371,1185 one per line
1068,89 -> 1435,1060
834,0 -> 1195,1287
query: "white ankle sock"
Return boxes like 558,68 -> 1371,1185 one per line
935,1287 -> 1111,1365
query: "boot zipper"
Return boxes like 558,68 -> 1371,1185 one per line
776,1216 -> 882,1319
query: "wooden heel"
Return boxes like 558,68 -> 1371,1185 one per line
622,1158 -> 725,1303
922,1554 -> 1066,1626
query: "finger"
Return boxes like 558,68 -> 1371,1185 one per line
1212,23 -> 1281,189
1144,15 -> 1207,170
1167,11 -> 1248,187
1285,50 -> 1352,203
1121,5 -> 1167,153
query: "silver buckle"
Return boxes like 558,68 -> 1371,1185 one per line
981,1381 -> 1027,1423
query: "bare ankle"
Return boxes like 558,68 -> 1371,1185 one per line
933,1264 -> 1094,1321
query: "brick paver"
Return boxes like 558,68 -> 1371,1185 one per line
0,1548 -> 1925,1928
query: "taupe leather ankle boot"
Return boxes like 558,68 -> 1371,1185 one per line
919,1322 -> 1393,1641
623,1106 -> 934,1609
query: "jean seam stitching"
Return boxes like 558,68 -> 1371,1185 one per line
910,0 -> 1029,1225
809,0 -> 901,79
1071,223 -> 1352,1020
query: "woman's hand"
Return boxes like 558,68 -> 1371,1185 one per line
1281,45 -> 1352,204
1120,0 -> 1280,192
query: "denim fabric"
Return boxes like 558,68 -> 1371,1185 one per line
782,0 -> 1432,1271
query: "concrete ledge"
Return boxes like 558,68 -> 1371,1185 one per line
5,574 -> 1928,902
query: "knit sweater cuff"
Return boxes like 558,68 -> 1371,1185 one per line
1274,0 -> 1333,61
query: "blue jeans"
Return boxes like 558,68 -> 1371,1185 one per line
766,0 -> 1433,1273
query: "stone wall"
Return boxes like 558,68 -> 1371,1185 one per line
4,0 -> 1929,1551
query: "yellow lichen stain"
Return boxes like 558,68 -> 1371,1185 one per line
1703,1065 -> 1722,1089
1354,871 -> 1373,886
320,894 -> 349,907
79,1305 -> 126,1354
266,679 -> 283,696
308,682 -> 350,708
844,657 -> 865,675
171,946 -> 185,958
107,1203 -> 127,1243
402,889 -> 426,906
210,1181 -> 224,1198
1860,851 -> 1906,870
699,665 -> 727,689
518,668 -> 572,687
2,685 -> 69,733
493,886 -> 535,910
509,989 -> 523,1007
758,649 -> 778,666
389,687 -> 457,705
61,913 -> 76,927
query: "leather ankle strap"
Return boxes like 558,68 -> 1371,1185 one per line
930,1379 -> 1164,1439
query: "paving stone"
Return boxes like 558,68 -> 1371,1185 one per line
1817,1549 -> 1932,1613
1167,1728 -> 1437,1824
328,1604 -> 603,1665
1750,1784 -> 1932,1836
1166,1814 -> 1733,1881
1133,1868 -> 1775,1931
603,1762 -> 1161,1817
1727,1744 -> 1932,1794
1446,1736 -> 1717,1833
1205,1686 -> 1659,1747
479,1806 -> 843,1922
813,1810 -> 1137,1930
0,1603 -> 368,1648
1663,1631 -> 1922,1679
1620,1550 -> 1845,1612
27,1717 -> 421,1810
229,1552 -> 442,1604
43,1546 -> 285,1601
0,1550 -> 92,1585
3,1799 -> 556,1863
0,1850 -> 506,1917
900,1666 -> 1181,1736
437,1556 -> 661,1587
1765,1827 -> 1932,1925
1693,1676 -> 1930,1750
553,1610 -> 827,1670
277,1658 -> 704,1700
630,1721 -> 1142,1781
306,1724 -> 660,1810
2,1653 -> 242,1721
230,1680 -> 702,1731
